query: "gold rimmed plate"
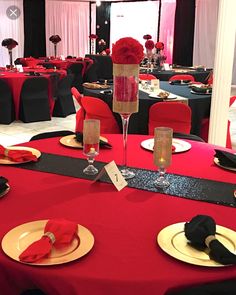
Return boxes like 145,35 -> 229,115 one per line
1,220 -> 94,266
0,147 -> 41,165
0,183 -> 10,198
157,222 -> 236,267
60,134 -> 108,149
214,157 -> 236,172
141,138 -> 191,153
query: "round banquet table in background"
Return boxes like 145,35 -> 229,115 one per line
0,134 -> 235,295
140,68 -> 212,83
83,81 -> 211,136
0,69 -> 66,119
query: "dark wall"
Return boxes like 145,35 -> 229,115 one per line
23,0 -> 46,57
173,0 -> 195,66
96,2 -> 111,53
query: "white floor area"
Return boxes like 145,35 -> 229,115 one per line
0,102 -> 236,150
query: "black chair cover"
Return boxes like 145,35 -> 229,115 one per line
19,77 -> 51,123
67,63 -> 84,93
52,74 -> 76,117
0,79 -> 15,124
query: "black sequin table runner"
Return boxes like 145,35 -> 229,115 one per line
16,153 -> 236,208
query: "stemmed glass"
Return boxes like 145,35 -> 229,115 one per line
83,119 -> 100,175
113,64 -> 139,179
153,127 -> 173,188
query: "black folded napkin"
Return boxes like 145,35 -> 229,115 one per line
191,85 -> 212,94
0,176 -> 8,195
185,215 -> 236,265
214,149 -> 236,168
75,132 -> 112,149
169,80 -> 191,85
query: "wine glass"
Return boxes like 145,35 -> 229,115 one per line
153,127 -> 173,188
83,119 -> 100,175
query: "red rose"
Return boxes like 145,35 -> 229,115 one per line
105,48 -> 111,55
111,37 -> 144,64
155,42 -> 164,51
145,40 -> 155,50
143,34 -> 152,40
2,38 -> 18,50
89,34 -> 98,39
49,35 -> 61,44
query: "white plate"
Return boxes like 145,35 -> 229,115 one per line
149,93 -> 177,100
141,138 -> 191,153
190,90 -> 211,95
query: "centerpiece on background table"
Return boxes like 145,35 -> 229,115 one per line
112,37 -> 144,179
89,34 -> 98,55
144,39 -> 155,72
49,35 -> 61,58
155,41 -> 166,70
1,38 -> 18,69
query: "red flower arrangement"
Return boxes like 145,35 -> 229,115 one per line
49,35 -> 61,44
105,48 -> 111,55
1,38 -> 18,50
112,37 -> 144,64
145,40 -> 155,50
155,42 -> 164,51
143,34 -> 152,40
89,34 -> 98,39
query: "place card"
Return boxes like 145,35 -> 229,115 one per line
94,160 -> 128,191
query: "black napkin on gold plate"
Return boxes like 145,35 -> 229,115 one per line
185,215 -> 236,265
214,149 -> 236,169
75,132 -> 112,149
0,176 -> 8,195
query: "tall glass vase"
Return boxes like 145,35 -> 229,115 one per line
113,64 -> 139,179
91,39 -> 96,55
8,49 -> 13,68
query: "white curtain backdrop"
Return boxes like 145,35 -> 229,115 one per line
110,1 -> 159,49
193,0 -> 236,84
0,0 -> 24,67
45,0 -> 89,58
193,0 -> 219,68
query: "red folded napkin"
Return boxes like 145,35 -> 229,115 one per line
0,145 -> 38,162
172,145 -> 176,152
19,219 -> 78,263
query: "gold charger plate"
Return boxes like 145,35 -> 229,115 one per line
0,146 -> 41,165
214,157 -> 236,172
1,220 -> 94,266
157,222 -> 236,267
141,138 -> 191,154
0,183 -> 10,198
60,134 -> 108,149
83,82 -> 110,90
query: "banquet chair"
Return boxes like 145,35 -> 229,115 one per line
53,74 -> 76,117
19,77 -> 51,123
67,62 -> 85,93
165,279 -> 236,295
139,74 -> 157,80
30,130 -> 74,141
72,87 -> 85,133
173,132 -> 205,142
83,58 -> 97,83
200,96 -> 236,148
148,102 -> 192,135
80,96 -> 121,133
169,74 -> 195,82
0,79 -> 15,124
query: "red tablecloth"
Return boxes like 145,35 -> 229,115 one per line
0,69 -> 66,119
0,134 -> 235,295
39,58 -> 86,75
